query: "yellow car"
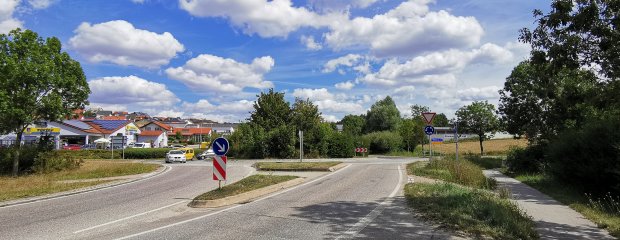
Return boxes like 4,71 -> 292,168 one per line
178,148 -> 195,161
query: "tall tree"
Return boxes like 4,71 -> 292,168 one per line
341,114 -> 365,136
249,88 -> 291,132
398,118 -> 423,152
410,104 -> 430,152
291,98 -> 321,132
365,96 -> 401,132
455,101 -> 500,155
433,113 -> 449,127
0,29 -> 90,176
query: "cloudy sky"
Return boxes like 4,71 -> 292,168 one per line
1,0 -> 550,122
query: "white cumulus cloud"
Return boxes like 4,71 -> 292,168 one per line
165,54 -> 274,93
69,20 -> 185,68
324,0 -> 484,57
300,35 -> 322,50
335,81 -> 355,90
0,0 -> 22,34
178,0 -> 345,38
322,54 -> 363,73
88,75 -> 180,108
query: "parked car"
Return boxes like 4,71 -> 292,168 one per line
178,148 -> 195,161
132,142 -> 151,148
196,149 -> 215,160
165,150 -> 186,163
62,144 -> 81,150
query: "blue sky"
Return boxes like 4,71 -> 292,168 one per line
1,0 -> 550,122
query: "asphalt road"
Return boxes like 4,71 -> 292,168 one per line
0,158 -> 459,240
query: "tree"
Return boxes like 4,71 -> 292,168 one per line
410,104 -> 430,153
341,114 -> 365,136
0,29 -> 90,176
398,118 -> 422,152
455,101 -> 500,155
249,88 -> 291,132
433,113 -> 449,127
291,98 -> 321,132
410,104 -> 430,119
365,96 -> 401,132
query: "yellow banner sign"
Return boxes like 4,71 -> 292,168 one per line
24,127 -> 60,134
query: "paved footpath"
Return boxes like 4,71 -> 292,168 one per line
484,170 -> 615,240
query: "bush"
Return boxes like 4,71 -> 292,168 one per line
33,151 -> 82,173
123,148 -> 171,159
58,149 -> 119,159
0,146 -> 48,174
546,117 -> 620,195
328,133 -> 355,158
408,156 -> 496,189
265,125 -> 296,159
505,144 -> 546,174
361,131 -> 402,154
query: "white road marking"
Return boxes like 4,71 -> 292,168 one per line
0,165 -> 172,209
74,200 -> 186,234
337,165 -> 404,239
115,164 -> 352,240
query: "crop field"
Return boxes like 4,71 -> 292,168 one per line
430,138 -> 528,155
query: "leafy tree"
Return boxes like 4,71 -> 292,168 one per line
455,101 -> 500,155
433,113 -> 449,127
291,98 -> 321,132
498,61 -> 598,141
398,118 -> 422,152
0,29 -> 90,176
365,96 -> 401,132
410,104 -> 430,119
341,114 -> 365,136
249,88 -> 291,132
410,104 -> 431,152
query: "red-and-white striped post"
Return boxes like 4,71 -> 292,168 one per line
213,155 -> 227,182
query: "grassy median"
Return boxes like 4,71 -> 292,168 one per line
0,160 -> 160,202
405,183 -> 538,240
407,158 -> 496,189
255,161 -> 341,171
194,174 -> 298,200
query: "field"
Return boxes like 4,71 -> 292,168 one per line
430,138 -> 527,155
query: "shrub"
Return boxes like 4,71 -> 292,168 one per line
361,131 -> 402,154
0,146 -> 47,174
57,149 -> 119,159
328,133 -> 355,158
265,125 -> 296,159
123,148 -> 172,159
408,156 -> 496,189
33,151 -> 82,173
546,117 -> 620,195
505,144 -> 546,174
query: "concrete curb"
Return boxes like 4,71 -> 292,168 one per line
0,164 -> 168,208
189,177 -> 306,208
328,163 -> 348,172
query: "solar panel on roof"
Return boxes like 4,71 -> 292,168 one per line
63,120 -> 92,130
92,120 -> 128,130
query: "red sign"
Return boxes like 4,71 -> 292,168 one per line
422,112 -> 436,124
355,148 -> 368,153
213,155 -> 227,180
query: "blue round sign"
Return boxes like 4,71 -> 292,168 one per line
212,137 -> 229,156
424,126 -> 435,135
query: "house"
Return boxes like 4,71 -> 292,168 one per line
83,120 -> 141,147
172,127 -> 212,142
209,123 -> 238,136
137,130 -> 168,148
140,121 -> 172,132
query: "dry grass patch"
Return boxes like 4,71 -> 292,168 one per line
432,138 -> 527,155
0,160 -> 159,202
194,174 -> 298,200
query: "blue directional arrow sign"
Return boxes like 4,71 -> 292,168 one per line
212,137 -> 229,156
424,125 -> 435,135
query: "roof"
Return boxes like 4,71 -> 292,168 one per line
62,120 -> 92,130
102,116 -> 127,120
139,130 -> 165,137
86,120 -> 132,134
172,128 -> 212,136
149,121 -> 172,131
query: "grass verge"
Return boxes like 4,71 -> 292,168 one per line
194,174 -> 298,200
432,138 -> 527,155
463,155 -> 504,170
255,161 -> 341,171
407,157 -> 496,189
515,173 -> 620,237
0,160 -> 160,202
405,182 -> 538,240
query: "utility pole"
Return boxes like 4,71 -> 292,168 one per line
299,130 -> 303,162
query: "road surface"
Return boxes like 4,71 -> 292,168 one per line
0,158 -> 458,240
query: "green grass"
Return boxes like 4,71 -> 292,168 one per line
407,157 -> 496,189
50,160 -> 160,180
463,155 -> 504,170
194,174 -> 298,200
515,173 -> 620,238
255,161 -> 341,171
0,160 -> 159,202
405,182 -> 538,240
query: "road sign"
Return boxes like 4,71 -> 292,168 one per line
431,138 -> 443,144
421,112 -> 436,124
355,148 -> 368,153
212,137 -> 229,156
424,125 -> 435,135
212,155 -> 227,180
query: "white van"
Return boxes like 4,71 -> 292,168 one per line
132,142 -> 151,148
